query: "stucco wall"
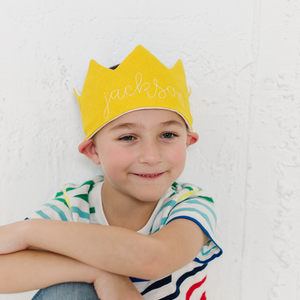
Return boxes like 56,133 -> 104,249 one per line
0,1 -> 299,299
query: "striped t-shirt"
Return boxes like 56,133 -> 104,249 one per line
26,176 -> 222,300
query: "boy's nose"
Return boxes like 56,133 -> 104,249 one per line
139,140 -> 162,166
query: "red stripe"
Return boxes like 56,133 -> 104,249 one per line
186,276 -> 207,300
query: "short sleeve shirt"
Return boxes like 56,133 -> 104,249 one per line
26,176 -> 222,299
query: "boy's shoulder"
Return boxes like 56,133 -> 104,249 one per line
169,181 -> 214,202
26,176 -> 104,223
149,181 -> 216,233
55,175 -> 104,197
157,181 -> 215,215
56,175 -> 104,198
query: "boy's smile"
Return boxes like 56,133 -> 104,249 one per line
82,109 -> 198,228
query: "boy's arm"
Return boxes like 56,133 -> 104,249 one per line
0,249 -> 100,293
0,249 -> 143,299
0,218 -> 208,280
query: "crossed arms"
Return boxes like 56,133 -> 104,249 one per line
0,218 -> 207,299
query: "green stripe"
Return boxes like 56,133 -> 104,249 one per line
74,194 -> 89,202
198,196 -> 214,203
90,207 -> 95,214
80,180 -> 95,187
55,191 -> 63,197
55,198 -> 70,209
88,184 -> 94,193
184,186 -> 193,191
167,192 -> 176,198
182,183 -> 202,191
66,187 -> 76,192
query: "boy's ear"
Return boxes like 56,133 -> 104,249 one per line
186,132 -> 199,147
79,139 -> 101,164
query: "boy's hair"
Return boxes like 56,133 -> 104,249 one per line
74,45 -> 193,143
109,64 -> 120,70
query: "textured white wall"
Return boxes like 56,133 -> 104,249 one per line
0,1 -> 299,299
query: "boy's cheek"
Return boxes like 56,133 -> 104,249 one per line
101,147 -> 133,169
170,147 -> 187,163
102,145 -> 125,160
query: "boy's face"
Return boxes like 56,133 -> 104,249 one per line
84,109 -> 198,204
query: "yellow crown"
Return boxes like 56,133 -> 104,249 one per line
74,45 -> 193,140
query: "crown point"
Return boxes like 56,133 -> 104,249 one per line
74,88 -> 80,98
171,59 -> 184,71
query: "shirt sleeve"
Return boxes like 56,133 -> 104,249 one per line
25,176 -> 104,222
166,190 -> 222,264
25,187 -> 73,221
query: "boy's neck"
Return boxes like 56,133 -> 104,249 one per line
101,181 -> 160,231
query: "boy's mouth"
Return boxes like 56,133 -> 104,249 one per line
133,172 -> 165,178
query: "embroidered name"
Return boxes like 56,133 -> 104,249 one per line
103,72 -> 184,119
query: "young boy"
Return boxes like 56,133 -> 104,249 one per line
0,45 -> 222,300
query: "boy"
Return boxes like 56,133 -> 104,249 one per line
0,45 -> 222,299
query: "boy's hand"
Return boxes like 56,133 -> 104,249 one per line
94,270 -> 144,300
0,221 -> 28,254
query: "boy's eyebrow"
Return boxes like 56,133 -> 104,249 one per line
109,120 -> 185,131
160,120 -> 185,128
109,123 -> 139,131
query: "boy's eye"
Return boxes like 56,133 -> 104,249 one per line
119,135 -> 136,141
161,132 -> 177,139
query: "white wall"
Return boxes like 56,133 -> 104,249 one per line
0,1 -> 299,299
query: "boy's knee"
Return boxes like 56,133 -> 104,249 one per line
32,282 -> 99,300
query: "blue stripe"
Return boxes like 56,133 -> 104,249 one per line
167,216 -> 223,264
160,217 -> 168,226
152,217 -> 168,233
181,196 -> 215,206
201,245 -> 217,255
169,207 -> 213,233
152,228 -> 160,234
160,265 -> 208,300
141,275 -> 172,296
141,264 -> 207,298
156,200 -> 177,216
130,277 -> 149,283
194,252 -> 223,264
35,210 -> 51,220
184,199 -> 217,223
71,206 -> 90,220
194,257 -> 202,263
42,203 -> 68,221
182,183 -> 202,191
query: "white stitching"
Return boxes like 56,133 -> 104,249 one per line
103,72 -> 184,119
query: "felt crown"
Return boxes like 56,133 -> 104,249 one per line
74,45 -> 193,140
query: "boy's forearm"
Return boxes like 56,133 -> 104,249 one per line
0,249 -> 101,293
23,219 -> 161,279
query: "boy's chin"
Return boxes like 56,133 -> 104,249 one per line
130,187 -> 169,203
